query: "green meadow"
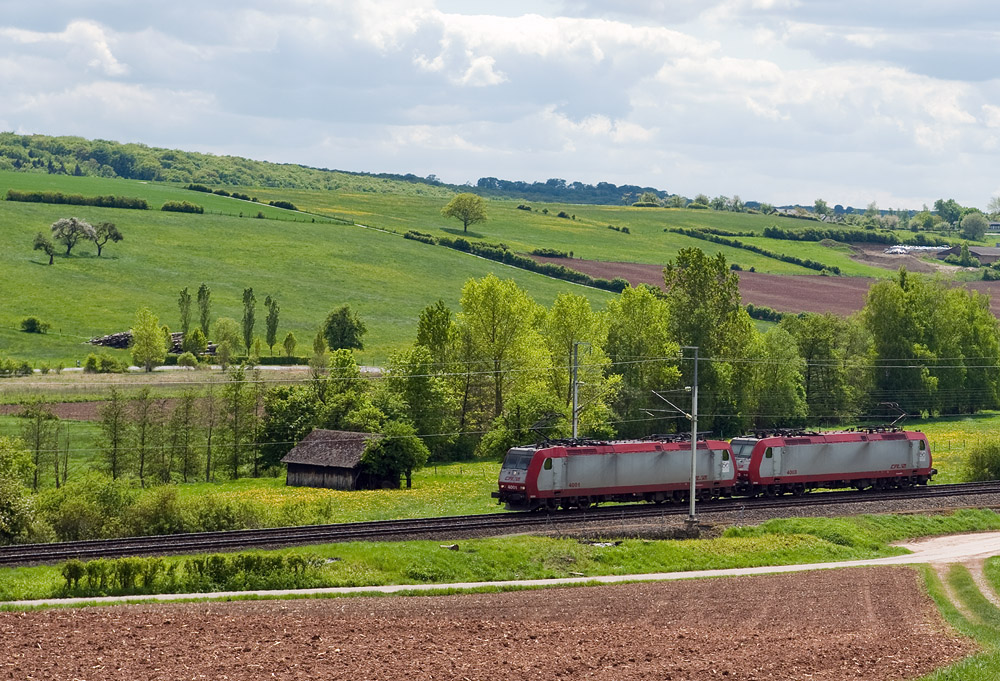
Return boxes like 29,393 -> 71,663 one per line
0,172 -> 616,364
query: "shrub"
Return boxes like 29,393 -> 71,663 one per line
530,248 -> 569,258
6,189 -> 147,210
688,202 -> 709,209
161,200 -> 204,214
61,559 -> 86,591
186,184 -> 212,193
230,192 -> 251,201
403,230 -> 436,245
83,352 -> 128,373
177,351 -> 198,367
20,317 -> 50,334
631,201 -> 659,207
213,189 -> 231,197
268,200 -> 298,211
965,438 -> 1000,481
516,204 -> 531,211
556,211 -> 570,219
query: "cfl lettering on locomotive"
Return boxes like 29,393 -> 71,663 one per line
492,439 -> 736,511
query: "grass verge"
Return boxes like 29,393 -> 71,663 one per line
3,509 -> 1000,604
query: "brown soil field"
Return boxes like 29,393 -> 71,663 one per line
0,567 -> 972,680
535,255 -> 1000,317
0,400 -> 105,420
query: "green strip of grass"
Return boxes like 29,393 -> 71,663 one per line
4,509 -> 1000,603
915,565 -> 1000,680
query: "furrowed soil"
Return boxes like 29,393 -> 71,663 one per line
534,255 -> 1000,317
0,567 -> 972,680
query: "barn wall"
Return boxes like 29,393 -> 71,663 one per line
285,463 -> 357,490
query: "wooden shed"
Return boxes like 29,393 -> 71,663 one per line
281,429 -> 390,490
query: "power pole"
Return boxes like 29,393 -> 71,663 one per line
688,346 -> 699,522
571,342 -> 580,439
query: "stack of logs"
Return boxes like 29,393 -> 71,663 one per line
89,331 -> 189,354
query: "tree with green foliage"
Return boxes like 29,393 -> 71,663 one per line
177,287 -> 192,335
935,198 -> 964,226
961,212 -> 989,241
814,198 -> 829,216
19,401 -> 58,491
780,313 -> 870,422
167,389 -> 201,483
458,274 -> 546,421
197,283 -> 211,338
213,317 -> 242,355
33,232 -> 56,264
242,287 -> 256,354
663,248 -> 755,434
323,305 -> 366,351
386,345 -> 457,459
603,285 -> 679,438
0,437 -> 34,545
51,216 -> 96,255
131,307 -> 167,372
361,420 -> 429,488
98,387 -> 129,480
965,437 -> 1000,481
92,222 -> 123,257
283,331 -> 297,358
129,387 -> 163,487
441,193 -> 487,233
265,295 -> 279,355
222,364 -> 253,479
416,300 -> 453,366
182,327 -> 207,355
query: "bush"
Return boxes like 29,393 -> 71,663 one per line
0,356 -> 32,377
161,200 -> 204,214
556,211 -> 571,219
213,189 -> 231,197
631,201 -> 659,207
20,317 -> 50,334
530,248 -> 569,258
516,204 -> 531,211
186,184 -> 212,193
268,200 -> 298,211
177,351 -> 198,367
403,230 -> 436,245
688,202 -> 709,209
965,438 -> 1000,481
83,352 -> 128,373
231,192 -> 251,201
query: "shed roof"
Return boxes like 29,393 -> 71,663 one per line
280,429 -> 381,468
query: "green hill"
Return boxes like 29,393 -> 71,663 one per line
0,172 -> 615,364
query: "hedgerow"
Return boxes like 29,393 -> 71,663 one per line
6,189 -> 148,210
668,228 -> 841,274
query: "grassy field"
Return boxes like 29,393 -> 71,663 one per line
1,509 -> 998,602
257,186 -> 890,277
0,172 -> 615,364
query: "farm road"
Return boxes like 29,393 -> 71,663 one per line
5,530 -> 999,608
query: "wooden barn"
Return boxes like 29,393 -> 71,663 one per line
281,429 -> 391,490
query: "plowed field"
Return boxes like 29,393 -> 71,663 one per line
534,256 -> 1000,317
0,567 -> 972,680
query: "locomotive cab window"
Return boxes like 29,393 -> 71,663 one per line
765,447 -> 773,459
919,440 -> 926,451
722,451 -> 730,461
502,449 -> 534,470
543,458 -> 553,471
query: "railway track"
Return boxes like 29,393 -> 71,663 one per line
1,481 -> 998,566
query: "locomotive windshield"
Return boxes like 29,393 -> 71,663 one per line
502,448 -> 535,471
731,439 -> 758,461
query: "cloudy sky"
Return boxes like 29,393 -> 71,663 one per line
2,1 -> 999,208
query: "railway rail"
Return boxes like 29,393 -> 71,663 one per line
1,481 -> 998,566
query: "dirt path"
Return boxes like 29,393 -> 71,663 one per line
0,567 -> 971,681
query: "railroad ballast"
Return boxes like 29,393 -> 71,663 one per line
493,429 -> 936,511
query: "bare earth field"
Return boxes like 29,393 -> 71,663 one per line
0,567 -> 972,680
534,254 -> 1000,317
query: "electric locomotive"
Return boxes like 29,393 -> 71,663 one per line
731,429 -> 935,496
492,438 -> 736,511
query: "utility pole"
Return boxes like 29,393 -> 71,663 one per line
571,342 -> 580,439
688,346 -> 699,522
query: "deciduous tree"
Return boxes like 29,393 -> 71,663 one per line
50,217 -> 96,255
242,287 -> 256,354
197,283 -> 211,338
441,193 -> 487,233
265,295 -> 279,355
92,222 -> 122,257
131,307 -> 167,372
178,287 -> 192,335
323,305 -> 366,351
33,232 -> 56,264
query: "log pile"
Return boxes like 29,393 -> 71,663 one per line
89,331 -> 186,354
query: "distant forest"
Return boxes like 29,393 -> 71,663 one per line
0,132 -> 667,205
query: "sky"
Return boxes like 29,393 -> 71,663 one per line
2,1 -> 999,209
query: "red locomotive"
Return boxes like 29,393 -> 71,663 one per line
731,429 -> 935,496
492,438 -> 737,511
